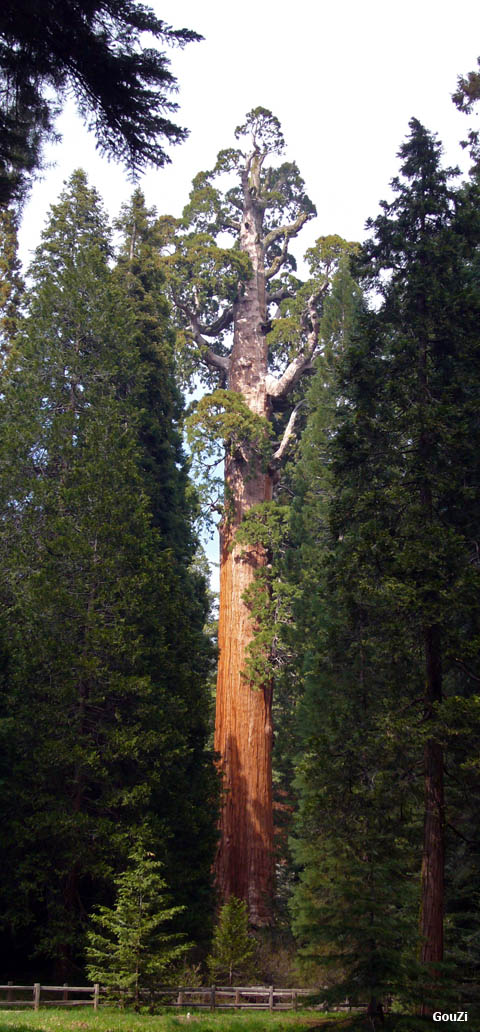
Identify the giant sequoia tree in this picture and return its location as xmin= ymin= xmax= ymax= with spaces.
xmin=162 ymin=108 xmax=350 ymax=924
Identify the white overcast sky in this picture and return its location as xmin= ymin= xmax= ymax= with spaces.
xmin=18 ymin=0 xmax=480 ymax=266
xmin=15 ymin=0 xmax=480 ymax=583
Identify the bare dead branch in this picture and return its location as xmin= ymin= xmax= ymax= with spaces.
xmin=272 ymin=401 xmax=306 ymax=462
xmin=265 ymin=283 xmax=328 ymax=399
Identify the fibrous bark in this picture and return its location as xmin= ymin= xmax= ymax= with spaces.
xmin=419 ymin=624 xmax=444 ymax=1013
xmin=214 ymin=152 xmax=275 ymax=924
xmin=166 ymin=111 xmax=321 ymax=923
xmin=418 ymin=319 xmax=444 ymax=1003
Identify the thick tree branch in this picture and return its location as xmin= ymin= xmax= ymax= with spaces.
xmin=197 ymin=306 xmax=234 ymax=337
xmin=265 ymin=234 xmax=290 ymax=281
xmin=186 ymin=307 xmax=231 ymax=374
xmin=265 ymin=354 xmax=312 ymax=398
xmin=266 ymin=286 xmax=293 ymax=306
xmin=263 ymin=212 xmax=310 ymax=251
xmin=220 ymin=218 xmax=241 ymax=233
xmin=226 ymin=193 xmax=244 ymax=212
xmin=264 ymin=211 xmax=311 ymax=280
xmin=265 ymin=283 xmax=327 ymax=399
xmin=203 ymin=346 xmax=231 ymax=375
xmin=272 ymin=401 xmax=306 ymax=462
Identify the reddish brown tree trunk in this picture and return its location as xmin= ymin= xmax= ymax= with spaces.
xmin=418 ymin=318 xmax=444 ymax=1000
xmin=214 ymin=157 xmax=275 ymax=924
xmin=419 ymin=624 xmax=444 ymax=1013
xmin=420 ymin=737 xmax=444 ymax=961
xmin=215 ymin=476 xmax=274 ymax=925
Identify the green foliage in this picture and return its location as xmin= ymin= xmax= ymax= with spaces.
xmin=453 ymin=56 xmax=480 ymax=171
xmin=304 ymin=234 xmax=359 ymax=278
xmin=234 ymin=108 xmax=285 ymax=156
xmin=161 ymin=108 xmax=320 ymax=392
xmin=291 ymin=662 xmax=421 ymax=1004
xmin=86 ymin=846 xmax=190 ymax=1007
xmin=267 ymin=236 xmax=359 ymax=372
xmin=0 ymin=0 xmax=202 ymax=207
xmin=289 ymin=270 xmax=420 ymax=1006
xmin=164 ymin=229 xmax=251 ymax=318
xmin=187 ymin=390 xmax=272 ymax=464
xmin=113 ymin=189 xmax=200 ymax=555
xmin=184 ymin=391 xmax=274 ymax=531
xmin=0 ymin=170 xmax=217 ymax=975
xmin=290 ymin=118 xmax=480 ymax=1008
xmin=0 ymin=207 xmax=22 ymax=356
xmin=233 ymin=503 xmax=294 ymax=690
xmin=207 ymin=898 xmax=257 ymax=986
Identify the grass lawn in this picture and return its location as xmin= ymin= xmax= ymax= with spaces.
xmin=0 ymin=1009 xmax=476 ymax=1032
xmin=0 ymin=1010 xmax=346 ymax=1032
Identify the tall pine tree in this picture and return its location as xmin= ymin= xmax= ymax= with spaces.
xmin=290 ymin=121 xmax=480 ymax=1011
xmin=0 ymin=171 xmax=216 ymax=976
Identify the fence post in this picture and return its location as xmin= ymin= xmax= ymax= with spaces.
xmin=269 ymin=985 xmax=274 ymax=1011
xmin=34 ymin=984 xmax=41 ymax=1011
xmin=7 ymin=982 xmax=12 ymax=1003
xmin=177 ymin=989 xmax=185 ymax=1007
xmin=63 ymin=983 xmax=69 ymax=1003
xmin=235 ymin=988 xmax=240 ymax=1009
xmin=210 ymin=985 xmax=216 ymax=1011
xmin=93 ymin=984 xmax=100 ymax=1011
xmin=293 ymin=991 xmax=298 ymax=1011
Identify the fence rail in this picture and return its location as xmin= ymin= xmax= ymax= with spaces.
xmin=0 ymin=983 xmax=315 ymax=1011
xmin=0 ymin=984 xmax=100 ymax=1010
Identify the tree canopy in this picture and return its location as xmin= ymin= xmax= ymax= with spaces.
xmin=0 ymin=170 xmax=217 ymax=976
xmin=290 ymin=118 xmax=480 ymax=1012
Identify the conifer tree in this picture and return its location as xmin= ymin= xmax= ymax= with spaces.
xmin=453 ymin=56 xmax=480 ymax=171
xmin=86 ymin=847 xmax=189 ymax=1008
xmin=160 ymin=108 xmax=354 ymax=923
xmin=0 ymin=0 xmax=201 ymax=207
xmin=207 ymin=897 xmax=257 ymax=986
xmin=113 ymin=187 xmax=219 ymax=948
xmin=290 ymin=258 xmax=419 ymax=1009
xmin=356 ymin=121 xmax=480 ymax=991
xmin=0 ymin=206 xmax=22 ymax=358
xmin=0 ymin=170 xmax=216 ymax=975
xmin=291 ymin=120 xmax=480 ymax=1011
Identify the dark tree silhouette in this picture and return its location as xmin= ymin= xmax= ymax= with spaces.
xmin=0 ymin=0 xmax=201 ymax=207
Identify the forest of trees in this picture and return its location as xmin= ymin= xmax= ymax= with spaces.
xmin=1 ymin=5 xmax=480 ymax=1020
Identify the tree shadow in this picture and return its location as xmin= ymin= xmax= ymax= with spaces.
xmin=216 ymin=732 xmax=274 ymax=926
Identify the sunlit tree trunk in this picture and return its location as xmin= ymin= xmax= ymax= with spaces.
xmin=164 ymin=110 xmax=324 ymax=923
xmin=214 ymin=157 xmax=274 ymax=924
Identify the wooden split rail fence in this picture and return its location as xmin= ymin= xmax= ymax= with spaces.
xmin=0 ymin=983 xmax=100 ymax=1010
xmin=0 ymin=983 xmax=314 ymax=1011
